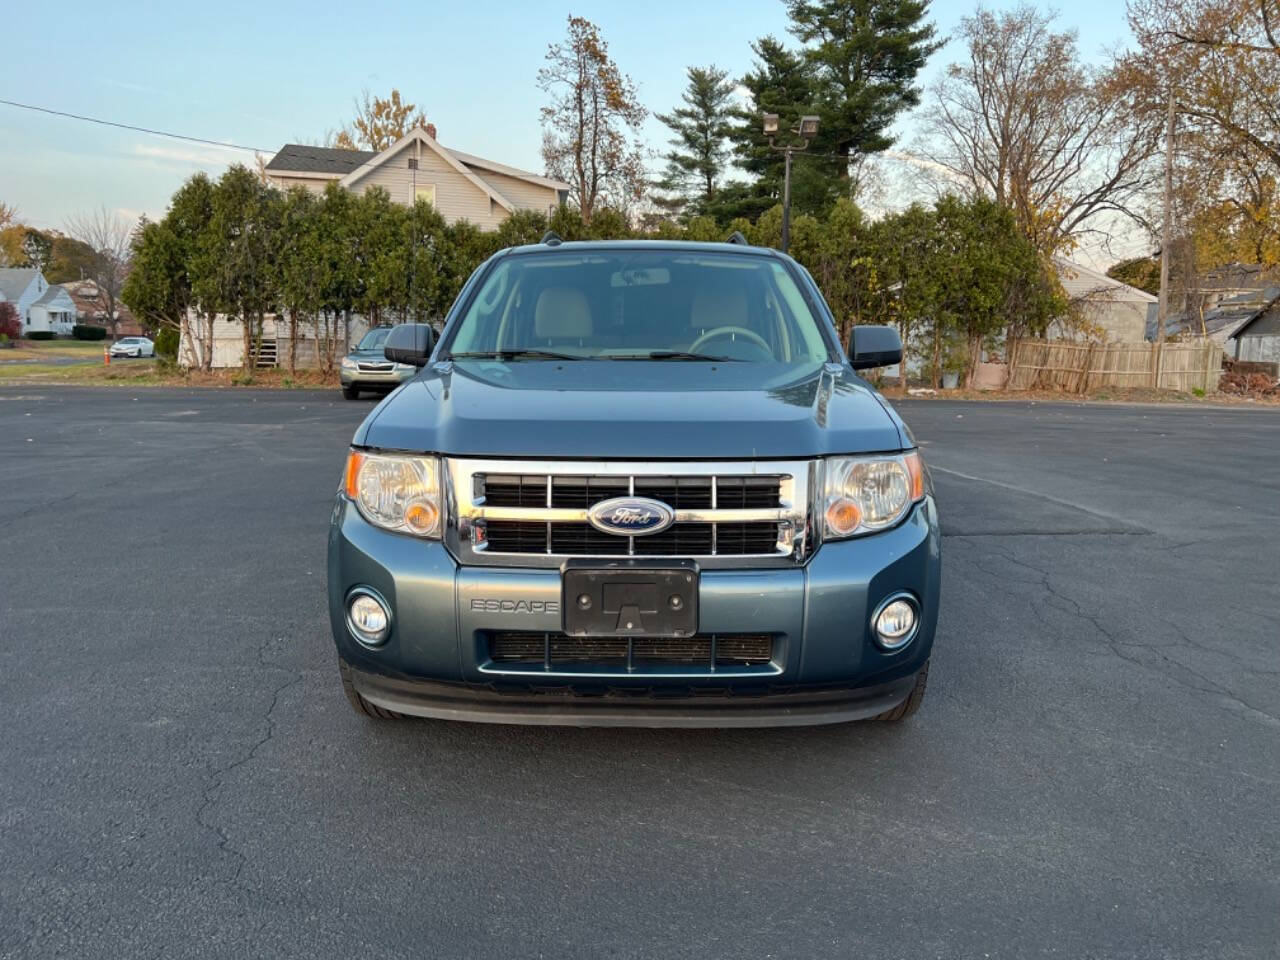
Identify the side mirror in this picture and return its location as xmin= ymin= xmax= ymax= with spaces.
xmin=848 ymin=325 xmax=902 ymax=370
xmin=383 ymin=323 xmax=436 ymax=367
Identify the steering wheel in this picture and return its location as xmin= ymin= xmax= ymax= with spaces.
xmin=689 ymin=326 xmax=772 ymax=356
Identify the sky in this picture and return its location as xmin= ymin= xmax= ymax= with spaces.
xmin=2 ymin=0 xmax=1139 ymax=265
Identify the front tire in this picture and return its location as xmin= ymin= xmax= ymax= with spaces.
xmin=342 ymin=384 xmax=360 ymax=400
xmin=339 ymin=659 xmax=405 ymax=719
xmin=875 ymin=659 xmax=929 ymax=723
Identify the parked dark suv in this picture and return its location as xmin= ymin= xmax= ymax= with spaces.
xmin=328 ymin=237 xmax=940 ymax=727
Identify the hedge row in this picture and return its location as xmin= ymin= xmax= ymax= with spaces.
xmin=72 ymin=324 xmax=108 ymax=341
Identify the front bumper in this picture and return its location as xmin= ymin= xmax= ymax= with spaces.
xmin=327 ymin=496 xmax=941 ymax=726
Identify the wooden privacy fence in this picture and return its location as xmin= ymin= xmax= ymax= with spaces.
xmin=1007 ymin=339 xmax=1222 ymax=393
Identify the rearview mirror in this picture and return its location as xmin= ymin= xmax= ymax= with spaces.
xmin=383 ymin=323 xmax=436 ymax=367
xmin=848 ymin=325 xmax=902 ymax=370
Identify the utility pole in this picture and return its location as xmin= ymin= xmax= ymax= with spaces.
xmin=762 ymin=113 xmax=820 ymax=254
xmin=1157 ymin=85 xmax=1175 ymax=345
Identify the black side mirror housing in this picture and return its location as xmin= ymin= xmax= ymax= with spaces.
xmin=383 ymin=323 xmax=436 ymax=367
xmin=848 ymin=325 xmax=902 ymax=370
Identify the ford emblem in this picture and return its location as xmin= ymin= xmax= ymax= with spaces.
xmin=587 ymin=496 xmax=675 ymax=537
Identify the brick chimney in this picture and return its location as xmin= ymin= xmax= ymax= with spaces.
xmin=425 ymin=122 xmax=437 ymax=140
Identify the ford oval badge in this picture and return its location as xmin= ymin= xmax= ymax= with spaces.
xmin=587 ymin=496 xmax=675 ymax=537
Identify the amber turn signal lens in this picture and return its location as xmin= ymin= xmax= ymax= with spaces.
xmin=403 ymin=501 xmax=440 ymax=535
xmin=904 ymin=451 xmax=925 ymax=502
xmin=344 ymin=450 xmax=366 ymax=499
xmin=825 ymin=498 xmax=863 ymax=537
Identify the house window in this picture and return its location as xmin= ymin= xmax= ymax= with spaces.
xmin=415 ymin=184 xmax=436 ymax=207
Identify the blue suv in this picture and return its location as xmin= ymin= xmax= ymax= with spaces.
xmin=328 ymin=238 xmax=940 ymax=727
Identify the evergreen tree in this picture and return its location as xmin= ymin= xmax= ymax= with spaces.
xmin=786 ymin=0 xmax=940 ymax=170
xmin=654 ymin=66 xmax=737 ymax=217
xmin=713 ymin=37 xmax=840 ymax=223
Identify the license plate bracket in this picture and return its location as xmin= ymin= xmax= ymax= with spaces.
xmin=562 ymin=560 xmax=698 ymax=638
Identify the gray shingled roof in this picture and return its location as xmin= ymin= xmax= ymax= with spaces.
xmin=33 ymin=284 xmax=71 ymax=306
xmin=1146 ymin=286 xmax=1280 ymax=340
xmin=0 ymin=268 xmax=39 ymax=301
xmin=264 ymin=144 xmax=377 ymax=175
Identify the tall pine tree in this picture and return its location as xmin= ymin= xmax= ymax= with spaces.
xmin=713 ymin=37 xmax=838 ymax=223
xmin=654 ymin=66 xmax=737 ymax=218
xmin=786 ymin=0 xmax=940 ymax=171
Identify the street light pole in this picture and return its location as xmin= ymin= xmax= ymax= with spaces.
xmin=781 ymin=148 xmax=793 ymax=253
xmin=763 ymin=113 xmax=819 ymax=255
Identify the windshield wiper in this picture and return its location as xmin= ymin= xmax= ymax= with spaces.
xmin=448 ymin=349 xmax=585 ymax=361
xmin=640 ymin=351 xmax=743 ymax=362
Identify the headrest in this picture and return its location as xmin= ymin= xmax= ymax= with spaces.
xmin=690 ymin=287 xmax=749 ymax=330
xmin=534 ymin=287 xmax=592 ymax=339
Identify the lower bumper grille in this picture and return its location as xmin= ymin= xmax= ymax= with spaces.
xmin=489 ymin=632 xmax=774 ymax=667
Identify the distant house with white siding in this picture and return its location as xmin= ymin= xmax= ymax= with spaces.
xmin=263 ymin=125 xmax=569 ymax=228
xmin=1052 ymin=258 xmax=1157 ymax=343
xmin=182 ymin=127 xmax=569 ymax=369
xmin=0 ymin=268 xmax=76 ymax=335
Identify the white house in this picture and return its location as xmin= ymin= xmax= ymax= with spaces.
xmin=1052 ymin=258 xmax=1158 ymax=342
xmin=263 ymin=126 xmax=569 ymax=227
xmin=0 ymin=268 xmax=77 ymax=335
xmin=182 ymin=127 xmax=570 ymax=368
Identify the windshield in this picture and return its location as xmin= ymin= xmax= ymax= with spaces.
xmin=357 ymin=327 xmax=392 ymax=350
xmin=445 ymin=250 xmax=833 ymax=364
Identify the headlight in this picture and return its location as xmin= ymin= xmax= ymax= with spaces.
xmin=340 ymin=357 xmax=357 ymax=370
xmin=823 ymin=451 xmax=925 ymax=539
xmin=343 ymin=451 xmax=442 ymax=538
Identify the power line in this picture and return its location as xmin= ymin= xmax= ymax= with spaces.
xmin=0 ymin=98 xmax=271 ymax=155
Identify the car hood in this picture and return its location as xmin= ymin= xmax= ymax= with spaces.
xmin=356 ymin=360 xmax=906 ymax=459
xmin=345 ymin=347 xmax=390 ymax=361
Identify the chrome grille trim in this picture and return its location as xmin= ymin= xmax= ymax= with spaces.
xmin=444 ymin=458 xmax=814 ymax=569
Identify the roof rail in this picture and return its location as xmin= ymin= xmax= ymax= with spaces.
xmin=725 ymin=230 xmax=749 ymax=246
xmin=541 ymin=230 xmax=563 ymax=246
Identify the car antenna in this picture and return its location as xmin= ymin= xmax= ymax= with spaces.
xmin=725 ymin=230 xmax=749 ymax=246
xmin=541 ymin=230 xmax=563 ymax=247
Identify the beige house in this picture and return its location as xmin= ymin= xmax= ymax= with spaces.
xmin=1052 ymin=258 xmax=1157 ymax=343
xmin=263 ymin=126 xmax=568 ymax=229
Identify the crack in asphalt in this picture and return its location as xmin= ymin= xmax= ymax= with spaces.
xmin=193 ymin=635 xmax=301 ymax=889
xmin=955 ymin=535 xmax=1280 ymax=728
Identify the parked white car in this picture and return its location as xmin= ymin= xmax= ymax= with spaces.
xmin=109 ymin=337 xmax=155 ymax=358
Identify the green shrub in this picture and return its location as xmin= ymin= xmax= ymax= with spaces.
xmin=27 ymin=331 xmax=55 ymax=341
xmin=154 ymin=327 xmax=179 ymax=359
xmin=72 ymin=324 xmax=108 ymax=341
xmin=1192 ymin=387 xmax=1206 ymax=398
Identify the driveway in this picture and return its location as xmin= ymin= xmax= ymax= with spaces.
xmin=1 ymin=388 xmax=1276 ymax=959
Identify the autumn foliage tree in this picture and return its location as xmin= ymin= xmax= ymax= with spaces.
xmin=1122 ymin=0 xmax=1280 ymax=264
xmin=0 ymin=301 xmax=20 ymax=341
xmin=538 ymin=16 xmax=647 ymax=222
xmin=922 ymin=4 xmax=1159 ymax=255
xmin=333 ymin=89 xmax=430 ymax=151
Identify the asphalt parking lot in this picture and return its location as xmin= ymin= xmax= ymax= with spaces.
xmin=2 ymin=386 xmax=1277 ymax=959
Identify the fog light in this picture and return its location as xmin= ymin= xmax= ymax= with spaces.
xmin=873 ymin=595 xmax=918 ymax=650
xmin=347 ymin=590 xmax=391 ymax=646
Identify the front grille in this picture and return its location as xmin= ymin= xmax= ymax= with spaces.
xmin=489 ymin=632 xmax=774 ymax=666
xmin=448 ymin=458 xmax=813 ymax=567
xmin=356 ymin=361 xmax=394 ymax=372
xmin=483 ymin=475 xmax=779 ymax=511
xmin=476 ymin=471 xmax=787 ymax=557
